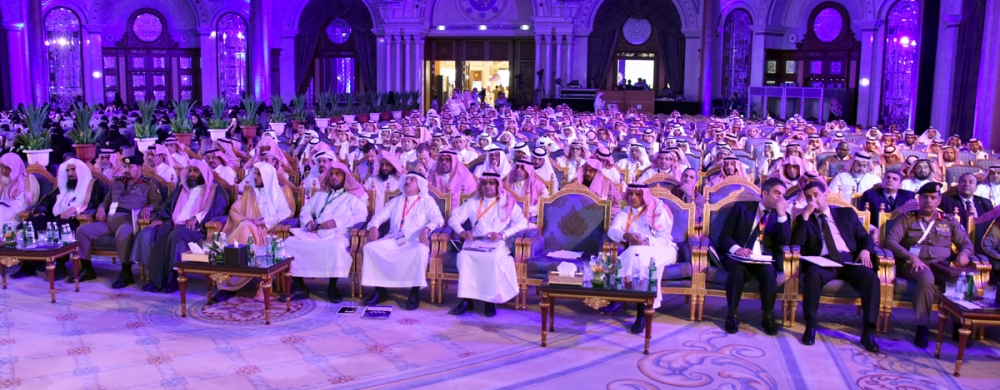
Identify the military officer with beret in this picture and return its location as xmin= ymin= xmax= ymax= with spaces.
xmin=883 ymin=181 xmax=974 ymax=348
xmin=76 ymin=154 xmax=164 ymax=288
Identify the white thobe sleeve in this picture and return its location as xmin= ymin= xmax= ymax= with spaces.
xmin=607 ymin=209 xmax=629 ymax=243
xmin=645 ymin=210 xmax=673 ymax=247
xmin=263 ymin=196 xmax=292 ymax=230
xmin=330 ymin=196 xmax=368 ymax=229
xmin=420 ymin=199 xmax=444 ymax=232
xmin=448 ymin=199 xmax=474 ymax=234
xmin=299 ymin=194 xmax=319 ymax=226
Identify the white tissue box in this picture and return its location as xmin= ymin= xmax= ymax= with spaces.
xmin=548 ymin=271 xmax=583 ymax=286
xmin=180 ymin=251 xmax=210 ymax=263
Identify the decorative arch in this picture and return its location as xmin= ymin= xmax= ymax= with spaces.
xmin=283 ymin=0 xmax=380 ymax=32
xmin=44 ymin=6 xmax=84 ymax=109
xmin=722 ymin=8 xmax=752 ymax=102
xmin=879 ymin=0 xmax=919 ymax=128
xmin=91 ymin=0 xmax=206 ymax=30
xmin=42 ymin=2 xmax=91 ymax=26
xmin=293 ymin=0 xmax=377 ymax=94
xmin=216 ymin=12 xmax=248 ymax=107
xmin=210 ymin=8 xmax=250 ymax=29
xmin=586 ymin=0 xmax=685 ymax=92
xmin=581 ymin=0 xmax=697 ymax=31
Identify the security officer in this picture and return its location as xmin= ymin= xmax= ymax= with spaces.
xmin=76 ymin=154 xmax=164 ymax=288
xmin=883 ymin=181 xmax=973 ymax=348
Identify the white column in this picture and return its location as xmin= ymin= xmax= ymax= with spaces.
xmin=196 ymin=27 xmax=217 ymax=103
xmin=4 ymin=22 xmax=31 ymax=106
xmin=974 ymin=0 xmax=1000 ymax=149
xmin=682 ymin=30 xmax=701 ymax=102
xmin=544 ymin=34 xmax=552 ymax=98
xmin=280 ymin=33 xmax=297 ymax=98
xmin=748 ymin=25 xmax=767 ymax=88
xmin=395 ymin=35 xmax=403 ymax=93
xmin=566 ymin=34 xmax=574 ymax=85
xmin=555 ymin=35 xmax=563 ymax=96
xmin=534 ymin=34 xmax=542 ymax=92
xmin=404 ymin=34 xmax=412 ymax=92
xmin=415 ymin=35 xmax=425 ymax=108
xmin=83 ymin=27 xmax=105 ymax=105
xmin=931 ymin=7 xmax=963 ymax=136
xmin=379 ymin=35 xmax=389 ymax=92
xmin=854 ymin=20 xmax=883 ymax=127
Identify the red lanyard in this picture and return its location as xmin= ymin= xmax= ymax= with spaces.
xmin=400 ymin=196 xmax=420 ymax=229
xmin=475 ymin=198 xmax=499 ymax=226
xmin=625 ymin=206 xmax=646 ymax=233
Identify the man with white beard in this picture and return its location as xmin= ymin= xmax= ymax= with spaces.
xmin=447 ymin=173 xmax=528 ymax=317
xmin=364 ymin=151 xmax=404 ymax=216
xmin=204 ymin=149 xmax=237 ymax=186
xmin=283 ymin=162 xmax=369 ymax=302
xmin=901 ymin=159 xmax=941 ymax=193
xmin=361 ymin=171 xmax=444 ymax=310
xmin=302 ymin=151 xmax=335 ymax=194
xmin=828 ymin=152 xmax=881 ymax=203
xmin=975 ymin=166 xmax=1000 ymax=206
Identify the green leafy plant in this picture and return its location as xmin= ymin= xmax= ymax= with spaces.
xmin=269 ymin=95 xmax=287 ymax=123
xmin=343 ymin=93 xmax=356 ymax=116
xmin=16 ymin=104 xmax=51 ymax=150
xmin=392 ymin=91 xmax=409 ymax=111
xmin=315 ymin=92 xmax=332 ymax=118
xmin=240 ymin=96 xmax=261 ymax=127
xmin=169 ymin=99 xmax=196 ymax=133
xmin=134 ymin=99 xmax=159 ymax=138
xmin=208 ymin=97 xmax=228 ymax=129
xmin=356 ymin=92 xmax=371 ymax=114
xmin=67 ymin=103 xmax=103 ymax=144
xmin=291 ymin=94 xmax=308 ymax=121
xmin=408 ymin=90 xmax=422 ymax=110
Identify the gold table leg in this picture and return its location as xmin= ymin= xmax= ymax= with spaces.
xmin=540 ymin=292 xmax=549 ymax=347
xmin=262 ymin=276 xmax=273 ymax=325
xmin=284 ymin=270 xmax=292 ymax=312
xmin=955 ymin=327 xmax=972 ymax=377
xmin=178 ymin=271 xmax=188 ymax=318
xmin=644 ymin=298 xmax=654 ymax=354
xmin=46 ymin=260 xmax=56 ymax=303
xmin=72 ymin=255 xmax=80 ymax=292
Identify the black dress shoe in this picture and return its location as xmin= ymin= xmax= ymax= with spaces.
xmin=9 ymin=267 xmax=36 ymax=279
xmin=327 ymin=283 xmax=342 ymax=304
xmin=405 ymin=288 xmax=420 ymax=310
xmin=363 ymin=287 xmax=388 ymax=306
xmin=762 ymin=314 xmax=778 ymax=336
xmin=724 ymin=315 xmax=739 ymax=334
xmin=141 ymin=282 xmax=160 ymax=292
xmin=450 ymin=299 xmax=473 ymax=315
xmin=111 ymin=272 xmax=134 ymax=289
xmin=600 ymin=302 xmax=624 ymax=314
xmin=914 ymin=326 xmax=929 ymax=348
xmin=210 ymin=290 xmax=236 ymax=303
xmin=484 ymin=302 xmax=496 ymax=317
xmin=72 ymin=261 xmax=96 ymax=283
xmin=801 ymin=323 xmax=816 ymax=346
xmin=629 ymin=315 xmax=646 ymax=334
xmin=162 ymin=275 xmax=178 ymax=294
xmin=861 ymin=329 xmax=880 ymax=353
xmin=279 ymin=289 xmax=308 ymax=303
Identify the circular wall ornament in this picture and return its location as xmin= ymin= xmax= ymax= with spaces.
xmin=813 ymin=8 xmax=843 ymax=43
xmin=133 ymin=13 xmax=163 ymax=42
xmin=622 ymin=18 xmax=652 ymax=45
xmin=325 ymin=18 xmax=352 ymax=44
xmin=461 ymin=0 xmax=507 ymax=22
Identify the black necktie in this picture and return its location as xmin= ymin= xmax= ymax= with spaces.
xmin=887 ymin=195 xmax=895 ymax=209
xmin=818 ymin=214 xmax=841 ymax=263
xmin=966 ymin=200 xmax=975 ymax=216
xmin=745 ymin=209 xmax=770 ymax=250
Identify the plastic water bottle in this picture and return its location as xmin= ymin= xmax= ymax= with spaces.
xmin=25 ymin=223 xmax=35 ymax=243
xmin=586 ymin=255 xmax=596 ymax=281
xmin=247 ymin=234 xmax=255 ymax=258
xmin=957 ymin=272 xmax=968 ymax=299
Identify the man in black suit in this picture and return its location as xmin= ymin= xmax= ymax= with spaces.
xmin=717 ymin=177 xmax=791 ymax=335
xmin=792 ymin=181 xmax=881 ymax=353
xmin=857 ymin=170 xmax=915 ymax=225
xmin=939 ymin=173 xmax=993 ymax=228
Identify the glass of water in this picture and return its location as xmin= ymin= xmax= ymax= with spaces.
xmin=984 ymin=285 xmax=998 ymax=304
xmin=945 ymin=282 xmax=958 ymax=298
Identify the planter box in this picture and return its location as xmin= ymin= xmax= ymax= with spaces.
xmin=136 ymin=138 xmax=157 ymax=153
xmin=25 ymin=149 xmax=51 ymax=167
xmin=208 ymin=128 xmax=227 ymax=141
xmin=74 ymin=144 xmax=97 ymax=162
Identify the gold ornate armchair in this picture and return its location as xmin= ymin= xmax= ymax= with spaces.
xmin=703 ymin=176 xmax=760 ymax=205
xmin=650 ymin=188 xmax=701 ymax=321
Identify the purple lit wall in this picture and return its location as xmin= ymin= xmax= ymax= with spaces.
xmin=882 ymin=0 xmax=920 ymax=129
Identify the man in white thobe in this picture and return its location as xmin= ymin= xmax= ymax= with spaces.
xmin=205 ymin=148 xmax=237 ymax=186
xmin=447 ymin=173 xmax=528 ymax=317
xmin=615 ymin=142 xmax=652 ymax=185
xmin=301 ymin=151 xmax=335 ymax=195
xmin=607 ymin=183 xmax=678 ymax=334
xmin=975 ymin=166 xmax=1000 ymax=206
xmin=148 ymin=144 xmax=178 ymax=184
xmin=901 ymin=159 xmax=941 ymax=193
xmin=828 ymin=152 xmax=881 ymax=203
xmin=283 ymin=162 xmax=369 ymax=302
xmin=364 ymin=151 xmax=404 ymax=216
xmin=361 ymin=172 xmax=444 ymax=310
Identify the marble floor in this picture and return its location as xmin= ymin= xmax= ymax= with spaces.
xmin=0 ymin=259 xmax=998 ymax=389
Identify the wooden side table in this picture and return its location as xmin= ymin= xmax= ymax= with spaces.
xmin=934 ymin=294 xmax=1000 ymax=377
xmin=540 ymin=280 xmax=657 ymax=354
xmin=0 ymin=242 xmax=81 ymax=303
xmin=176 ymin=257 xmax=293 ymax=325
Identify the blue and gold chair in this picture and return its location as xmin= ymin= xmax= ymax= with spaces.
xmin=513 ymin=183 xmax=613 ymax=309
xmin=704 ymin=176 xmax=760 ymax=205
xmin=650 ymin=188 xmax=701 ymax=321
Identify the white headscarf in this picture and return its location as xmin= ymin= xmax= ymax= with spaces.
xmin=476 ymin=145 xmax=512 ymax=178
xmin=252 ymin=162 xmax=290 ymax=225
xmin=398 ymin=172 xmax=430 ymax=197
xmin=53 ymin=159 xmax=92 ymax=216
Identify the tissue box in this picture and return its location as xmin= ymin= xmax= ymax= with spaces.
xmin=180 ymin=251 xmax=210 ymax=263
xmin=224 ymin=245 xmax=250 ymax=266
xmin=548 ymin=271 xmax=583 ymax=286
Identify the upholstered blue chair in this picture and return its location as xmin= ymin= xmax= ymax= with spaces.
xmin=945 ymin=166 xmax=983 ymax=187
xmin=642 ymin=173 xmax=681 ymax=192
xmin=513 ymin=183 xmax=613 ymax=309
xmin=704 ymin=176 xmax=760 ymax=205
xmin=651 ymin=188 xmax=702 ymax=321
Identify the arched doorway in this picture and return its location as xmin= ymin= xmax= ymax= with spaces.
xmin=101 ymin=9 xmax=201 ymax=104
xmin=294 ymin=0 xmax=376 ymax=97
xmin=587 ymin=0 xmax=685 ymax=94
xmin=44 ymin=7 xmax=85 ymax=109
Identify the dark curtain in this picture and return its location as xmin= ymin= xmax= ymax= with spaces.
xmin=0 ymin=25 xmax=9 ymax=110
xmin=294 ymin=0 xmax=375 ymax=94
xmin=948 ymin=0 xmax=986 ymax=139
xmin=587 ymin=0 xmax=685 ymax=92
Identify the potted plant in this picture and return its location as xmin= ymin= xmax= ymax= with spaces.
xmin=391 ymin=91 xmax=406 ymax=120
xmin=240 ymin=96 xmax=261 ymax=140
xmin=379 ymin=92 xmax=392 ymax=121
xmin=207 ymin=97 xmax=229 ymax=141
xmin=314 ymin=92 xmax=332 ymax=130
xmin=331 ymin=93 xmax=346 ymax=123
xmin=342 ymin=93 xmax=357 ymax=123
xmin=68 ymin=102 xmax=103 ymax=162
xmin=268 ymin=95 xmax=287 ymax=135
xmin=134 ymin=99 xmax=160 ymax=151
xmin=170 ymin=99 xmax=196 ymax=146
xmin=408 ymin=90 xmax=422 ymax=112
xmin=16 ymin=104 xmax=52 ymax=166
xmin=290 ymin=94 xmax=308 ymax=134
xmin=369 ymin=92 xmax=383 ymax=123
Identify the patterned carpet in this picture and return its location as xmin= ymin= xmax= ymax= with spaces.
xmin=1 ymin=259 xmax=998 ymax=389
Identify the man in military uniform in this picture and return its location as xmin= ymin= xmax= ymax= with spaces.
xmin=883 ymin=181 xmax=973 ymax=348
xmin=76 ymin=155 xmax=164 ymax=287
